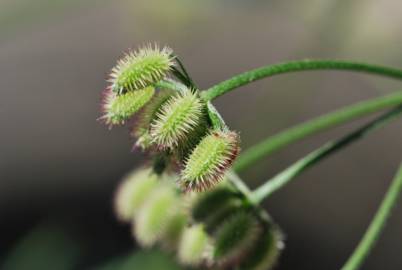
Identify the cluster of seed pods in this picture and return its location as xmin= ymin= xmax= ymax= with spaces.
xmin=100 ymin=45 xmax=241 ymax=192
xmin=114 ymin=168 xmax=283 ymax=269
xmin=101 ymin=45 xmax=283 ymax=269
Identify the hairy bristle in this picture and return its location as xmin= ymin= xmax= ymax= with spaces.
xmin=109 ymin=45 xmax=174 ymax=94
xmin=180 ymin=130 xmax=240 ymax=192
xmin=133 ymin=90 xmax=174 ymax=150
xmin=150 ymin=89 xmax=205 ymax=149
xmin=99 ymin=86 xmax=155 ymax=127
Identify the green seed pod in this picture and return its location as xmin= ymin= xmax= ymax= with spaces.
xmin=239 ymin=226 xmax=284 ymax=270
xmin=100 ymin=86 xmax=155 ymax=126
xmin=133 ymin=185 xmax=180 ymax=247
xmin=213 ymin=211 xmax=261 ymax=266
xmin=114 ymin=167 xmax=158 ymax=222
xmin=109 ymin=45 xmax=174 ymax=94
xmin=150 ymin=89 xmax=205 ymax=149
xmin=192 ymin=186 xmax=239 ymax=223
xmin=173 ymin=119 xmax=208 ymax=163
xmin=133 ymin=131 xmax=153 ymax=151
xmin=178 ymin=225 xmax=211 ymax=267
xmin=181 ymin=130 xmax=240 ymax=192
xmin=160 ymin=211 xmax=188 ymax=251
xmin=133 ymin=90 xmax=174 ymax=150
xmin=203 ymin=199 xmax=243 ymax=233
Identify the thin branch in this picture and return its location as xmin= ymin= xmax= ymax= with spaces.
xmin=234 ymin=92 xmax=402 ymax=172
xmin=250 ymin=105 xmax=402 ymax=203
xmin=154 ymin=79 xmax=188 ymax=92
xmin=202 ymin=59 xmax=402 ymax=101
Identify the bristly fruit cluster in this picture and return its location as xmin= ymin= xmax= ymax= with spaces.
xmin=114 ymin=168 xmax=283 ymax=269
xmin=100 ymin=44 xmax=240 ymax=192
xmin=97 ymin=42 xmax=402 ymax=270
xmin=101 ymin=44 xmax=283 ymax=269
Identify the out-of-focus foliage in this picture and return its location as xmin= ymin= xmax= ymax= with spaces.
xmin=1 ymin=223 xmax=82 ymax=270
xmin=96 ymin=250 xmax=181 ymax=270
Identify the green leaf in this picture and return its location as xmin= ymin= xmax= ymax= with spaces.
xmin=341 ymin=162 xmax=402 ymax=270
xmin=235 ymin=92 xmax=402 ymax=172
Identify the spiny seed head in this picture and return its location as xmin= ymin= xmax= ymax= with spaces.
xmin=213 ymin=212 xmax=261 ymax=266
xmin=109 ymin=45 xmax=174 ymax=94
xmin=181 ymin=130 xmax=240 ymax=192
xmin=133 ymin=185 xmax=180 ymax=247
xmin=114 ymin=167 xmax=158 ymax=222
xmin=133 ymin=90 xmax=174 ymax=150
xmin=239 ymin=227 xmax=284 ymax=270
xmin=192 ymin=186 xmax=239 ymax=222
xmin=178 ymin=225 xmax=211 ymax=267
xmin=160 ymin=211 xmax=188 ymax=251
xmin=100 ymin=86 xmax=155 ymax=127
xmin=202 ymin=199 xmax=243 ymax=233
xmin=150 ymin=89 xmax=205 ymax=149
xmin=174 ymin=121 xmax=208 ymax=163
xmin=133 ymin=130 xmax=153 ymax=151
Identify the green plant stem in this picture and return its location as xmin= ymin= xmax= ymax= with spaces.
xmin=234 ymin=92 xmax=402 ymax=172
xmin=226 ymin=170 xmax=252 ymax=198
xmin=202 ymin=60 xmax=402 ymax=101
xmin=206 ymin=102 xmax=228 ymax=130
xmin=341 ymin=163 xmax=402 ymax=270
xmin=155 ymin=79 xmax=188 ymax=92
xmin=250 ymin=105 xmax=402 ymax=203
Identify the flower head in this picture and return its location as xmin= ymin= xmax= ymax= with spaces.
xmin=109 ymin=45 xmax=174 ymax=94
xmin=181 ymin=130 xmax=240 ymax=192
xmin=150 ymin=89 xmax=205 ymax=149
xmin=100 ymin=86 xmax=154 ymax=127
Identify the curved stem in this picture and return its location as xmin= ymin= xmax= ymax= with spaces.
xmin=250 ymin=105 xmax=402 ymax=203
xmin=234 ymin=92 xmax=402 ymax=172
xmin=226 ymin=170 xmax=252 ymax=198
xmin=155 ymin=79 xmax=188 ymax=92
xmin=206 ymin=101 xmax=228 ymax=130
xmin=202 ymin=60 xmax=402 ymax=101
xmin=341 ymin=163 xmax=402 ymax=270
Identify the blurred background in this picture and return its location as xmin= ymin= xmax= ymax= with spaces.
xmin=1 ymin=0 xmax=402 ymax=269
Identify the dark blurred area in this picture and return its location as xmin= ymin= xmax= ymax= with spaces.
xmin=1 ymin=0 xmax=402 ymax=269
